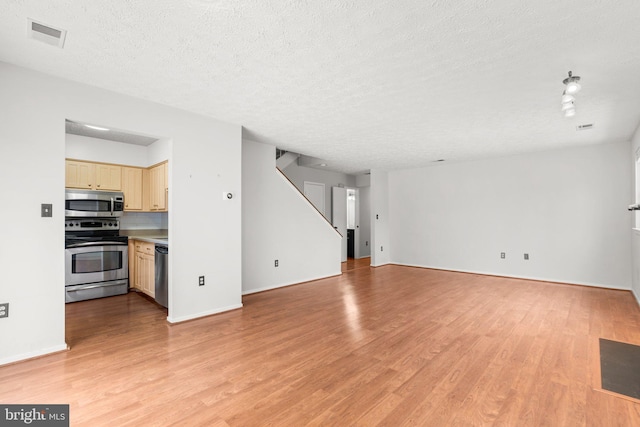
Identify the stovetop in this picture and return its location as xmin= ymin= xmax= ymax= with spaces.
xmin=65 ymin=217 xmax=127 ymax=247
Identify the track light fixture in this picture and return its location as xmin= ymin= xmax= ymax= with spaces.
xmin=561 ymin=71 xmax=581 ymax=117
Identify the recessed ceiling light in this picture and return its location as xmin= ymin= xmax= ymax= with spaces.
xmin=319 ymin=163 xmax=327 ymax=167
xmin=84 ymin=124 xmax=110 ymax=131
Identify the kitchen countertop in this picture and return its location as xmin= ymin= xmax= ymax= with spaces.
xmin=121 ymin=229 xmax=168 ymax=246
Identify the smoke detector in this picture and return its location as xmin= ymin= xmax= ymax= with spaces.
xmin=27 ymin=19 xmax=67 ymax=48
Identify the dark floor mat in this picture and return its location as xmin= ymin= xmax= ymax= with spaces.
xmin=600 ymin=338 xmax=640 ymax=400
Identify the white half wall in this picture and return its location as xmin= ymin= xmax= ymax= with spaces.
xmin=242 ymin=140 xmax=342 ymax=294
xmin=388 ymin=142 xmax=633 ymax=289
xmin=0 ymin=61 xmax=242 ymax=364
xmin=371 ymin=170 xmax=391 ymax=267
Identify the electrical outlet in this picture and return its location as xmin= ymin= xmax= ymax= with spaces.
xmin=381 ymin=246 xmax=383 ymax=252
xmin=376 ymin=214 xmax=379 ymax=219
xmin=365 ymin=241 xmax=368 ymax=246
xmin=0 ymin=303 xmax=8 ymax=318
xmin=198 ymin=276 xmax=205 ymax=286
xmin=275 ymin=260 xmax=279 ymax=267
xmin=501 ymin=252 xmax=505 ymax=259
xmin=524 ymin=253 xmax=529 ymax=260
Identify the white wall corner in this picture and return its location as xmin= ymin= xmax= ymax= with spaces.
xmin=370 ymin=169 xmax=390 ymax=266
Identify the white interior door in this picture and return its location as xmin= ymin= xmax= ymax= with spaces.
xmin=332 ymin=186 xmax=347 ymax=262
xmin=303 ymin=181 xmax=325 ymax=216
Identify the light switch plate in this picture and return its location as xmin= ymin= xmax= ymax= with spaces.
xmin=41 ymin=203 xmax=52 ymax=217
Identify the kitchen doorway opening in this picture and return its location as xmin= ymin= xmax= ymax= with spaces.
xmin=64 ymin=118 xmax=171 ymax=347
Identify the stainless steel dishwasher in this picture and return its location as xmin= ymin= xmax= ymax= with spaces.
xmin=155 ymin=245 xmax=169 ymax=308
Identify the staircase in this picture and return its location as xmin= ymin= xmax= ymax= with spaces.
xmin=276 ymin=149 xmax=299 ymax=170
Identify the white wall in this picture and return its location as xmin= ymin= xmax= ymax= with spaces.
xmin=358 ymin=186 xmax=372 ymax=257
xmin=388 ymin=142 xmax=633 ymax=289
xmin=148 ymin=139 xmax=171 ymax=166
xmin=65 ymin=134 xmax=149 ymax=167
xmin=242 ymin=140 xmax=342 ymax=294
xmin=630 ymin=124 xmax=640 ymax=306
xmin=370 ymin=170 xmax=391 ymax=266
xmin=66 ymin=133 xmax=171 ymax=168
xmin=0 ymin=61 xmax=242 ymax=364
xmin=282 ymin=162 xmax=356 ymax=220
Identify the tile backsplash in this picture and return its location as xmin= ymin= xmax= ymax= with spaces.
xmin=120 ymin=212 xmax=168 ymax=230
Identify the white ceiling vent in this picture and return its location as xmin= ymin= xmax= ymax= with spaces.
xmin=27 ymin=19 xmax=66 ymax=48
xmin=576 ymin=123 xmax=594 ymax=131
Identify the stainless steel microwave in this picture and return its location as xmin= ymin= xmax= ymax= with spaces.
xmin=65 ymin=189 xmax=124 ymax=218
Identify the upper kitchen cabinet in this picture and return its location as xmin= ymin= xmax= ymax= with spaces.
xmin=65 ymin=160 xmax=121 ymax=191
xmin=65 ymin=160 xmax=93 ymax=189
xmin=148 ymin=161 xmax=168 ymax=211
xmin=95 ymin=163 xmax=122 ymax=190
xmin=121 ymin=166 xmax=143 ymax=211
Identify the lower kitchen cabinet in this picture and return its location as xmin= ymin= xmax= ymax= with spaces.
xmin=128 ymin=240 xmax=136 ymax=289
xmin=138 ymin=253 xmax=155 ymax=298
xmin=131 ymin=240 xmax=155 ymax=298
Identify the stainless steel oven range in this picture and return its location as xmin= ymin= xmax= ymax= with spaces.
xmin=65 ymin=190 xmax=128 ymax=303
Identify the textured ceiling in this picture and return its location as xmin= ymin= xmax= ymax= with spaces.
xmin=2 ymin=1 xmax=640 ymax=174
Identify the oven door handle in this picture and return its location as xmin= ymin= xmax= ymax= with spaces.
xmin=66 ymin=241 xmax=128 ymax=248
xmin=67 ymin=281 xmax=127 ymax=291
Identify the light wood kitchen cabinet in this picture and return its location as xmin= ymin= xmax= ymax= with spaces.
xmin=65 ymin=160 xmax=121 ymax=191
xmin=133 ymin=241 xmax=155 ymax=297
xmin=148 ymin=162 xmax=168 ymax=211
xmin=128 ymin=240 xmax=136 ymax=290
xmin=121 ymin=167 xmax=143 ymax=210
xmin=94 ymin=163 xmax=122 ymax=190
xmin=65 ymin=160 xmax=94 ymax=189
xmin=66 ymin=159 xmax=168 ymax=212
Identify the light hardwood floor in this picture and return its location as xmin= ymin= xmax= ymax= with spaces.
xmin=2 ymin=265 xmax=640 ymax=426
xmin=342 ymin=257 xmax=371 ymax=272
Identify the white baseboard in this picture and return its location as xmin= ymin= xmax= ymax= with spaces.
xmin=167 ymin=303 xmax=243 ymax=324
xmin=391 ymin=262 xmax=632 ymax=291
xmin=242 ymin=271 xmax=342 ymax=295
xmin=0 ymin=343 xmax=68 ymax=366
xmin=632 ymin=287 xmax=640 ymax=308
xmin=370 ymin=262 xmax=390 ymax=268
